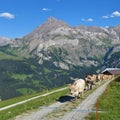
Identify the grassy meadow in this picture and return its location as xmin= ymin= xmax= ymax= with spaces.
xmin=86 ymin=76 xmax=120 ymax=120
xmin=0 ymin=86 xmax=69 ymax=120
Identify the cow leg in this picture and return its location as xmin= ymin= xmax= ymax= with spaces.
xmin=90 ymin=85 xmax=92 ymax=90
xmin=98 ymin=80 xmax=101 ymax=85
xmin=87 ymin=84 xmax=90 ymax=90
xmin=88 ymin=84 xmax=91 ymax=90
xmin=90 ymin=82 xmax=93 ymax=90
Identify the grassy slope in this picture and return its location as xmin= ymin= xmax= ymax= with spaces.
xmin=0 ymin=86 xmax=69 ymax=120
xmin=86 ymin=76 xmax=120 ymax=120
xmin=0 ymin=47 xmax=71 ymax=100
xmin=0 ymin=46 xmax=99 ymax=100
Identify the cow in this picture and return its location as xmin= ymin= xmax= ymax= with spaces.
xmin=85 ymin=74 xmax=95 ymax=90
xmin=97 ymin=74 xmax=104 ymax=85
xmin=69 ymin=79 xmax=85 ymax=99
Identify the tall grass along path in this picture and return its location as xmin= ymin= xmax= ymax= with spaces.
xmin=0 ymin=87 xmax=68 ymax=111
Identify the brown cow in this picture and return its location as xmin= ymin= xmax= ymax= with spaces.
xmin=85 ymin=74 xmax=96 ymax=90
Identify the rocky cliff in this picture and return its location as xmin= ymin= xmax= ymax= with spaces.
xmin=17 ymin=17 xmax=120 ymax=68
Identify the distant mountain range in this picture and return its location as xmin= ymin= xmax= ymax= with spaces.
xmin=0 ymin=17 xmax=120 ymax=100
xmin=0 ymin=37 xmax=11 ymax=46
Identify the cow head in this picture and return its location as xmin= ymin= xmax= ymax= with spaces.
xmin=68 ymin=84 xmax=79 ymax=97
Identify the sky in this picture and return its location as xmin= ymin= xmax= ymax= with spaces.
xmin=0 ymin=0 xmax=120 ymax=38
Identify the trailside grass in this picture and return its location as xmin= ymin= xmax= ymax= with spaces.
xmin=0 ymin=85 xmax=67 ymax=108
xmin=86 ymin=76 xmax=120 ymax=120
xmin=0 ymin=86 xmax=69 ymax=120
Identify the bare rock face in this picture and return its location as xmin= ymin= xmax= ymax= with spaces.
xmin=22 ymin=17 xmax=120 ymax=50
xmin=0 ymin=37 xmax=12 ymax=46
xmin=1 ymin=17 xmax=120 ymax=68
xmin=23 ymin=17 xmax=70 ymax=51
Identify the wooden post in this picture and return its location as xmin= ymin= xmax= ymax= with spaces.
xmin=106 ymin=85 xmax=108 ymax=96
xmin=96 ymin=99 xmax=98 ymax=120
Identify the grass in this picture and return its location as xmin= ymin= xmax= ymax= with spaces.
xmin=86 ymin=76 xmax=120 ymax=120
xmin=43 ymin=67 xmax=51 ymax=74
xmin=0 ymin=51 xmax=23 ymax=60
xmin=16 ymin=88 xmax=36 ymax=94
xmin=0 ymin=85 xmax=67 ymax=108
xmin=0 ymin=90 xmax=47 ymax=108
xmin=0 ymin=86 xmax=69 ymax=120
xmin=10 ymin=73 xmax=33 ymax=81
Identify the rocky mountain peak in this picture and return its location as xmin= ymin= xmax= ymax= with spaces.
xmin=37 ymin=17 xmax=70 ymax=33
xmin=4 ymin=17 xmax=119 ymax=56
xmin=0 ymin=37 xmax=11 ymax=46
xmin=76 ymin=25 xmax=107 ymax=33
xmin=23 ymin=17 xmax=69 ymax=39
xmin=46 ymin=17 xmax=63 ymax=23
xmin=22 ymin=17 xmax=71 ymax=50
xmin=0 ymin=17 xmax=120 ymax=72
xmin=113 ymin=25 xmax=120 ymax=35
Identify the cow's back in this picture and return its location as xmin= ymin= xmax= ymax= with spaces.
xmin=74 ymin=79 xmax=85 ymax=92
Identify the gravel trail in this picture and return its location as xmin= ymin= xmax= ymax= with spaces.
xmin=14 ymin=80 xmax=111 ymax=120
xmin=57 ymin=80 xmax=111 ymax=120
xmin=15 ymin=102 xmax=67 ymax=120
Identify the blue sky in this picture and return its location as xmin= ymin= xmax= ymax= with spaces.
xmin=0 ymin=0 xmax=120 ymax=38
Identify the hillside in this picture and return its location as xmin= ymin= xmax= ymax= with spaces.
xmin=0 ymin=17 xmax=120 ymax=100
xmin=0 ymin=49 xmax=71 ymax=100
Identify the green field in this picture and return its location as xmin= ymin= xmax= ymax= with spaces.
xmin=86 ymin=76 xmax=120 ymax=120
xmin=0 ymin=86 xmax=69 ymax=120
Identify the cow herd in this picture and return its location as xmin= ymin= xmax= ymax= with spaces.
xmin=69 ymin=74 xmax=114 ymax=99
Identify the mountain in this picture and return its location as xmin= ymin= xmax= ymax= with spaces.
xmin=0 ymin=37 xmax=12 ymax=46
xmin=0 ymin=17 xmax=120 ymax=100
xmin=21 ymin=17 xmax=120 ymax=68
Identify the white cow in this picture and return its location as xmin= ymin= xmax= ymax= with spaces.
xmin=69 ymin=79 xmax=85 ymax=98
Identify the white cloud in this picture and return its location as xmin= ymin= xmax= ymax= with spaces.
xmin=42 ymin=8 xmax=51 ymax=11
xmin=105 ymin=26 xmax=109 ymax=28
xmin=81 ymin=18 xmax=85 ymax=21
xmin=81 ymin=18 xmax=93 ymax=22
xmin=102 ymin=16 xmax=109 ymax=19
xmin=87 ymin=18 xmax=93 ymax=22
xmin=111 ymin=11 xmax=120 ymax=17
xmin=0 ymin=12 xmax=15 ymax=19
xmin=102 ymin=11 xmax=120 ymax=19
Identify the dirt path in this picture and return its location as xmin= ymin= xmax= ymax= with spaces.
xmin=56 ymin=80 xmax=111 ymax=120
xmin=14 ymin=102 xmax=67 ymax=120
xmin=13 ymin=80 xmax=111 ymax=120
